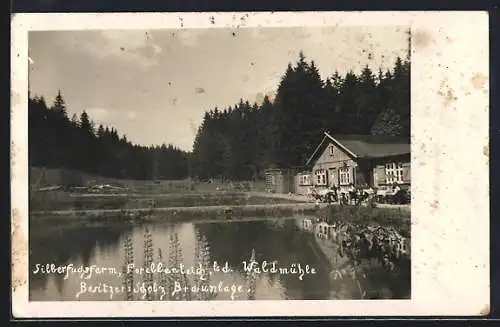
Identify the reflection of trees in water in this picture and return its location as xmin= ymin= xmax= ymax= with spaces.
xmin=193 ymin=226 xmax=215 ymax=301
xmin=195 ymin=219 xmax=333 ymax=300
xmin=303 ymin=219 xmax=411 ymax=299
xmin=122 ymin=233 xmax=134 ymax=301
xmin=96 ymin=234 xmax=122 ymax=258
xmin=80 ymin=246 xmax=94 ymax=267
xmin=167 ymin=232 xmax=191 ymax=301
xmin=53 ymin=270 xmax=65 ymax=295
xmin=143 ymin=227 xmax=154 ymax=301
xmin=196 ymin=220 xmax=283 ymax=269
xmin=121 ymin=227 xmax=195 ymax=301
xmin=157 ymin=247 xmax=168 ymax=300
xmin=246 ymin=248 xmax=257 ymax=300
xmin=29 ymin=223 xmax=129 ymax=293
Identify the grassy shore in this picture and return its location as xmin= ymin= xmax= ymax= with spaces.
xmin=30 ymin=202 xmax=322 ymax=225
xmin=29 ymin=166 xmax=411 ymax=236
xmin=30 ymin=167 xmax=267 ymax=193
xmin=30 ymin=191 xmax=307 ymax=212
xmin=30 ymin=201 xmax=410 ymax=237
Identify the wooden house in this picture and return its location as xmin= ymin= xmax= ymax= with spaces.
xmin=294 ymin=169 xmax=313 ymax=195
xmin=305 ymin=132 xmax=411 ymax=193
xmin=264 ymin=168 xmax=296 ymax=193
xmin=264 ymin=166 xmax=313 ymax=194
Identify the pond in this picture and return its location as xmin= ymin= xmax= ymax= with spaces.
xmin=29 ymin=217 xmax=410 ymax=301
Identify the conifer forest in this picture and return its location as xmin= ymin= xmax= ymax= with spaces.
xmin=29 ymin=52 xmax=410 ymax=181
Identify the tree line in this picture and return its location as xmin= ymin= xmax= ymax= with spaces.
xmin=28 ymin=91 xmax=189 ymax=180
xmin=190 ymin=52 xmax=410 ymax=181
xmin=29 ymin=51 xmax=409 ymax=182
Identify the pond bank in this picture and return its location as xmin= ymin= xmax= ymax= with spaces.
xmin=30 ymin=190 xmax=411 ymax=236
xmin=30 ymin=202 xmax=326 ymax=223
xmin=30 ymin=190 xmax=308 ymax=211
xmin=31 ymin=204 xmax=410 ymax=236
xmin=316 ymin=205 xmax=411 ymax=237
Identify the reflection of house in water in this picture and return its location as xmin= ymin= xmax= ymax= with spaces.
xmin=394 ymin=237 xmax=409 ymax=256
xmin=297 ymin=218 xmax=411 ymax=272
xmin=300 ymin=219 xmax=333 ymax=240
xmin=302 ymin=218 xmax=313 ymax=231
xmin=316 ymin=222 xmax=330 ymax=239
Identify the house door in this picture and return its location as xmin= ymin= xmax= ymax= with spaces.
xmin=328 ymin=168 xmax=337 ymax=187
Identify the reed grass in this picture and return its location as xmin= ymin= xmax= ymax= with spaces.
xmin=122 ymin=235 xmax=134 ymax=301
xmin=143 ymin=227 xmax=154 ymax=301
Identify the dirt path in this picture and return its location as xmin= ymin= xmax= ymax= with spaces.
xmin=245 ymin=191 xmax=311 ymax=202
xmin=65 ymin=190 xmax=310 ymax=199
xmin=246 ymin=191 xmax=411 ymax=212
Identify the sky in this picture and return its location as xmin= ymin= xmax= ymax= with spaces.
xmin=29 ymin=26 xmax=409 ymax=152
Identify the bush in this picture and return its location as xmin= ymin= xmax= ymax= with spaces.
xmin=392 ymin=189 xmax=410 ymax=205
xmin=321 ymin=205 xmax=410 ymax=237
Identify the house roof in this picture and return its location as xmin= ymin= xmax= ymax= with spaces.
xmin=305 ymin=132 xmax=410 ymax=166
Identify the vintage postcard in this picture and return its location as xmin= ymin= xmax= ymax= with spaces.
xmin=11 ymin=11 xmax=489 ymax=318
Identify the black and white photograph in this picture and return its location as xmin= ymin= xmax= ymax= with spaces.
xmin=11 ymin=12 xmax=489 ymax=317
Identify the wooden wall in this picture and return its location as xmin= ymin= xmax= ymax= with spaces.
xmin=372 ymin=156 xmax=411 ymax=189
xmin=311 ymin=140 xmax=357 ymax=189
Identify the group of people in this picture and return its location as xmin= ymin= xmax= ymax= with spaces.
xmin=309 ymin=182 xmax=410 ymax=206
xmin=310 ymin=183 xmax=374 ymax=206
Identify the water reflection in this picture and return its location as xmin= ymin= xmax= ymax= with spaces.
xmin=29 ymin=217 xmax=410 ymax=301
xmin=29 ymin=223 xmax=128 ymax=299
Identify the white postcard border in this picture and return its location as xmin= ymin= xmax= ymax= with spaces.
xmin=11 ymin=11 xmax=490 ymax=317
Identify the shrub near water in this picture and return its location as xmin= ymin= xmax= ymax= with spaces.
xmin=320 ymin=205 xmax=411 ymax=237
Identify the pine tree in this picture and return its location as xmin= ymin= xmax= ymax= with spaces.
xmin=370 ymin=57 xmax=410 ymax=137
xmin=52 ymin=89 xmax=68 ymax=119
xmin=97 ymin=124 xmax=105 ymax=138
xmin=356 ymin=65 xmax=378 ymax=133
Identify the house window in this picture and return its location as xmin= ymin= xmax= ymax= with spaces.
xmin=385 ymin=163 xmax=404 ymax=184
xmin=329 ymin=145 xmax=335 ymax=156
xmin=339 ymin=167 xmax=351 ymax=185
xmin=315 ymin=169 xmax=327 ymax=186
xmin=299 ymin=174 xmax=311 ymax=186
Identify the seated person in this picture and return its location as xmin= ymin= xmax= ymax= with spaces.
xmin=328 ymin=183 xmax=338 ymax=202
